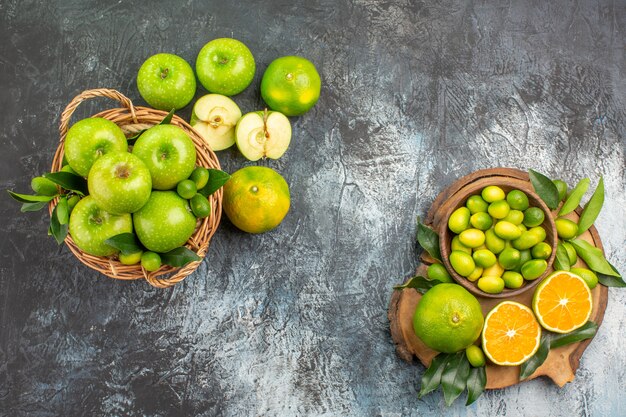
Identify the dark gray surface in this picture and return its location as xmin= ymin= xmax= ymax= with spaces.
xmin=1 ymin=0 xmax=625 ymax=416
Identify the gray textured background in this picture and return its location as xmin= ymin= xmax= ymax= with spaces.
xmin=1 ymin=0 xmax=625 ymax=416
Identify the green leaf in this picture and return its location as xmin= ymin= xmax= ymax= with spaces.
xmin=126 ymin=129 xmax=147 ymax=145
xmin=519 ymin=335 xmax=550 ymax=380
xmin=48 ymin=203 xmax=68 ymax=244
xmin=559 ymin=178 xmax=590 ymax=216
xmin=418 ymin=353 xmax=450 ymax=398
xmin=597 ymin=261 xmax=626 ymax=287
xmin=104 ymin=233 xmax=143 ymax=255
xmin=554 ymin=243 xmax=571 ymax=271
xmin=577 ymin=177 xmax=604 ymax=236
xmin=56 ymin=196 xmax=69 ymax=225
xmin=465 ymin=366 xmax=486 ymax=406
xmin=441 ymin=352 xmax=470 ymax=406
xmin=550 ymin=321 xmax=598 ymax=349
xmin=417 ymin=220 xmax=441 ymax=261
xmin=7 ymin=190 xmax=56 ymax=203
xmin=159 ymin=109 xmax=175 ymax=125
xmin=529 ymin=170 xmax=560 ymax=210
xmin=160 ymin=247 xmax=202 ymax=268
xmin=20 ymin=201 xmax=50 ymax=212
xmin=570 ymin=239 xmax=621 ymax=277
xmin=198 ymin=169 xmax=231 ymax=197
xmin=393 ymin=275 xmax=443 ymax=293
xmin=44 ymin=172 xmax=88 ymax=195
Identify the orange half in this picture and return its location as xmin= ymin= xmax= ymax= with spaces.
xmin=482 ymin=301 xmax=542 ymax=366
xmin=532 ymin=271 xmax=593 ymax=334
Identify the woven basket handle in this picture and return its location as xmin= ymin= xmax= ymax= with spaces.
xmin=59 ymin=88 xmax=138 ymax=140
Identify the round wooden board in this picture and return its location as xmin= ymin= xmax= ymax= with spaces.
xmin=388 ymin=168 xmax=608 ymax=389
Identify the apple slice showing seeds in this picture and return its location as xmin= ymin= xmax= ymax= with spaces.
xmin=235 ymin=110 xmax=292 ymax=161
xmin=190 ymin=94 xmax=242 ymax=151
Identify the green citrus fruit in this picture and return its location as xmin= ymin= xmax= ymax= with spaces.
xmin=503 ymin=210 xmax=524 ymax=225
xmin=448 ymin=207 xmax=471 ymax=234
xmin=141 ymin=251 xmax=161 ymax=272
xmin=498 ymin=248 xmax=521 ymax=270
xmin=506 ymin=189 xmax=529 ymax=211
xmin=449 ymin=251 xmax=476 ymax=277
xmin=488 ymin=200 xmax=510 ymax=219
xmin=189 ymin=166 xmax=209 ymax=190
xmin=412 ymin=283 xmax=484 ymax=353
xmin=470 ymin=212 xmax=493 ymax=230
xmin=119 ymin=250 xmax=143 ymax=265
xmin=502 ymin=271 xmax=524 ymax=289
xmin=523 ymin=207 xmax=545 ymax=227
xmin=494 ymin=221 xmax=522 ymax=240
xmin=562 ymin=241 xmax=578 ymax=266
xmin=485 ymin=229 xmax=506 ymax=254
xmin=466 ymin=195 xmax=488 ymax=214
xmin=427 ymin=263 xmax=453 ymax=283
xmin=570 ymin=268 xmax=598 ymax=289
xmin=473 ymin=249 xmax=497 ymax=268
xmin=477 ymin=276 xmax=505 ymax=294
xmin=459 ymin=228 xmax=486 ymax=248
xmin=521 ymin=259 xmax=548 ymax=280
xmin=555 ymin=218 xmax=579 ymax=239
xmin=190 ymin=193 xmax=211 ymax=218
xmin=466 ymin=345 xmax=486 ymax=367
xmin=531 ymin=242 xmax=552 ymax=260
xmin=451 ymin=235 xmax=472 ymax=254
xmin=261 ymin=56 xmax=321 ymax=116
xmin=482 ymin=186 xmax=505 ymax=203
xmin=222 ymin=166 xmax=290 ymax=234
xmin=177 ymin=179 xmax=197 ymax=199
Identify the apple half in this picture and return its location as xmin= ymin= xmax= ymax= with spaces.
xmin=190 ymin=94 xmax=242 ymax=151
xmin=235 ymin=110 xmax=292 ymax=161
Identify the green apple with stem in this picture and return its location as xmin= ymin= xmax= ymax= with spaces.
xmin=64 ymin=118 xmax=128 ymax=177
xmin=133 ymin=191 xmax=197 ymax=253
xmin=132 ymin=124 xmax=197 ymax=190
xmin=88 ymin=152 xmax=152 ymax=214
xmin=235 ymin=109 xmax=291 ymax=161
xmin=195 ymin=38 xmax=255 ymax=96
xmin=190 ymin=94 xmax=242 ymax=151
xmin=137 ymin=53 xmax=196 ymax=110
xmin=68 ymin=196 xmax=133 ymax=256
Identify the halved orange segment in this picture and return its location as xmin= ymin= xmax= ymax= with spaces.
xmin=482 ymin=301 xmax=542 ymax=366
xmin=532 ymin=271 xmax=593 ymax=334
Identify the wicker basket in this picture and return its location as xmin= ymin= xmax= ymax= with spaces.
xmin=49 ymin=88 xmax=222 ymax=288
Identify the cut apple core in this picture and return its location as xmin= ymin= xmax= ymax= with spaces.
xmin=191 ymin=94 xmax=242 ymax=151
xmin=235 ymin=110 xmax=291 ymax=161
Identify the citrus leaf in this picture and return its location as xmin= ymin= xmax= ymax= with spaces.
xmin=20 ymin=201 xmax=50 ymax=212
xmin=418 ymin=353 xmax=450 ymax=398
xmin=160 ymin=247 xmax=201 ymax=268
xmin=554 ymin=243 xmax=571 ymax=271
xmin=529 ymin=170 xmax=559 ymax=210
xmin=519 ymin=335 xmax=550 ymax=380
xmin=44 ymin=172 xmax=88 ymax=195
xmin=550 ymin=321 xmax=598 ymax=349
xmin=56 ymin=196 xmax=69 ymax=225
xmin=570 ymin=239 xmax=620 ymax=277
xmin=48 ymin=203 xmax=68 ymax=244
xmin=393 ymin=275 xmax=443 ymax=293
xmin=441 ymin=351 xmax=470 ymax=406
xmin=7 ymin=190 xmax=56 ymax=203
xmin=577 ymin=177 xmax=604 ymax=236
xmin=558 ymin=178 xmax=590 ymax=216
xmin=465 ymin=366 xmax=486 ymax=406
xmin=597 ymin=261 xmax=626 ymax=287
xmin=198 ymin=169 xmax=231 ymax=197
xmin=159 ymin=109 xmax=175 ymax=125
xmin=417 ymin=220 xmax=441 ymax=262
xmin=104 ymin=233 xmax=143 ymax=255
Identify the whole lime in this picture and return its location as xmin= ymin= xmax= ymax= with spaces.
xmin=413 ymin=283 xmax=484 ymax=353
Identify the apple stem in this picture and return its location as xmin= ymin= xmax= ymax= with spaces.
xmin=160 ymin=68 xmax=169 ymax=79
xmin=263 ymin=108 xmax=269 ymax=138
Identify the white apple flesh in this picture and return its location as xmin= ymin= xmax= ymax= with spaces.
xmin=235 ymin=110 xmax=291 ymax=161
xmin=191 ymin=94 xmax=242 ymax=151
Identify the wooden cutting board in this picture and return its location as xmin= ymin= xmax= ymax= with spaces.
xmin=388 ymin=168 xmax=608 ymax=389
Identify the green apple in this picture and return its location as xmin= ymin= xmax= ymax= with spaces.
xmin=190 ymin=94 xmax=242 ymax=151
xmin=68 ymin=196 xmax=133 ymax=256
xmin=235 ymin=110 xmax=291 ymax=161
xmin=132 ymin=124 xmax=197 ymax=190
xmin=88 ymin=152 xmax=152 ymax=214
xmin=195 ymin=38 xmax=255 ymax=96
xmin=137 ymin=53 xmax=196 ymax=110
xmin=64 ymin=118 xmax=127 ymax=177
xmin=133 ymin=191 xmax=197 ymax=253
